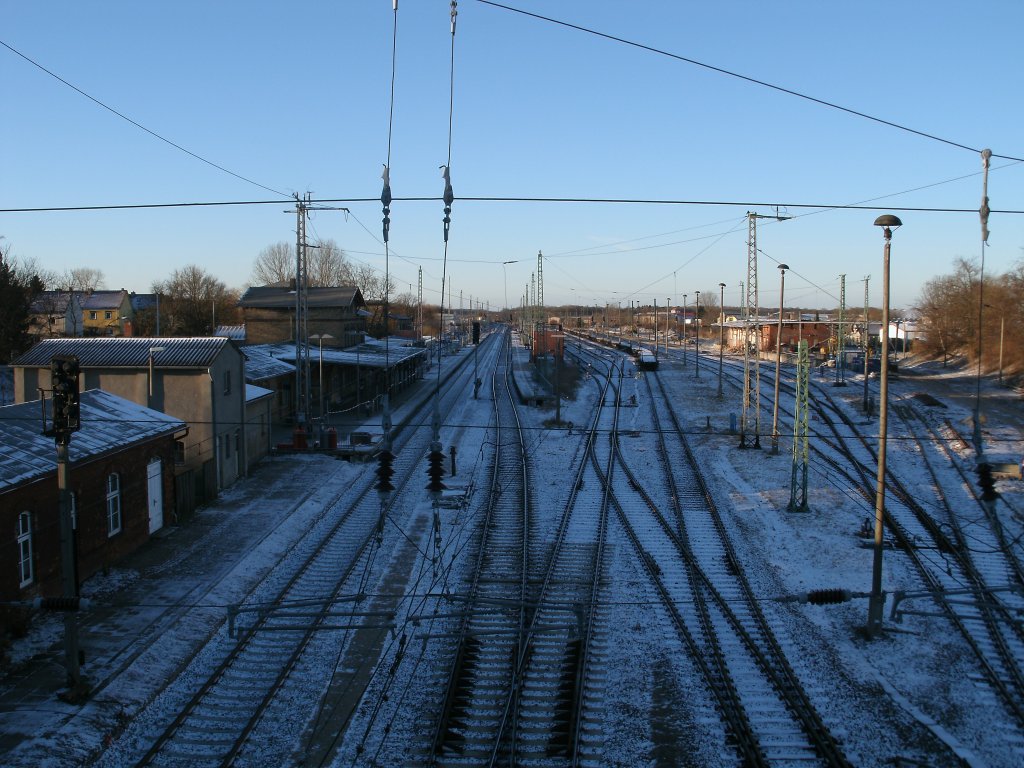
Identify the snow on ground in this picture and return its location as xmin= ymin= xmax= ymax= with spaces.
xmin=3 ymin=341 xmax=1022 ymax=766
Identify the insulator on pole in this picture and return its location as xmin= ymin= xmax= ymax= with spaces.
xmin=426 ymin=445 xmax=446 ymax=494
xmin=376 ymin=449 xmax=396 ymax=494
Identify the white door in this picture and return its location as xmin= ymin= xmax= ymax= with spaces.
xmin=147 ymin=458 xmax=164 ymax=534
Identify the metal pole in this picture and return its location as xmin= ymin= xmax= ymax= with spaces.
xmin=665 ymin=298 xmax=670 ymax=357
xmin=863 ymin=276 xmax=871 ymax=413
xmin=998 ymin=314 xmax=1004 ymax=384
xmin=57 ymin=439 xmax=81 ymax=689
xmin=694 ymin=291 xmax=701 ymax=378
xmin=718 ymin=282 xmax=725 ymax=398
xmin=771 ymin=265 xmax=788 ymax=454
xmin=868 ymin=215 xmax=901 ymax=638
xmin=682 ymin=294 xmax=688 ymax=365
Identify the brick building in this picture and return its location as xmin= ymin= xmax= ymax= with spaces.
xmin=238 ymin=285 xmax=367 ymax=348
xmin=1 ymin=391 xmax=184 ymax=638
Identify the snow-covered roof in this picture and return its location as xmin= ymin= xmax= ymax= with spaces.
xmin=242 ymin=345 xmax=295 ymax=382
xmin=12 ymin=337 xmax=234 ymax=369
xmin=0 ymin=389 xmax=186 ymax=492
xmin=247 ymin=340 xmax=426 ymax=371
xmin=215 ymin=325 xmax=246 ymax=341
xmin=245 ymin=383 xmax=274 ymax=403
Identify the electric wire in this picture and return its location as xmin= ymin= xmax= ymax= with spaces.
xmin=474 ymin=1 xmax=1024 ymax=163
xmin=0 ymin=39 xmax=291 ymax=199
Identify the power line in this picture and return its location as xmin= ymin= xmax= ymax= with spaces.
xmin=0 ymin=39 xmax=292 ymax=199
xmin=474 ymin=1 xmax=1024 ymax=163
xmin=5 ymin=196 xmax=1023 ymax=215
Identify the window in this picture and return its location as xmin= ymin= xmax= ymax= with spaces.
xmin=104 ymin=310 xmax=112 ymax=320
xmin=174 ymin=439 xmax=186 ymax=464
xmin=224 ymin=433 xmax=231 ymax=459
xmin=106 ymin=473 xmax=122 ymax=535
xmin=89 ymin=311 xmax=97 ymax=320
xmin=223 ymin=369 xmax=231 ymax=395
xmin=17 ymin=512 xmax=33 ymax=587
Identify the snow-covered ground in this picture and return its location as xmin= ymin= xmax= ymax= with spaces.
xmin=2 ymin=343 xmax=1022 ymax=766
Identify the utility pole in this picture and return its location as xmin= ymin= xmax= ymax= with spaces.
xmin=293 ymin=193 xmax=312 ymax=434
xmin=741 ymin=210 xmax=790 ymax=449
xmin=862 ymin=276 xmax=871 ymax=412
xmin=694 ymin=291 xmax=701 ymax=378
xmin=417 ymin=266 xmax=423 ymax=344
xmin=835 ymin=274 xmax=846 ymax=386
xmin=717 ymin=282 xmax=726 ymax=399
xmin=787 ymin=341 xmax=810 ymax=512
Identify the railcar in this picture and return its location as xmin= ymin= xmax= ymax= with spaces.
xmin=637 ymin=349 xmax=659 ymax=370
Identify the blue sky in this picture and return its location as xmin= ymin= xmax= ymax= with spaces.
xmin=3 ymin=1 xmax=1022 ymax=313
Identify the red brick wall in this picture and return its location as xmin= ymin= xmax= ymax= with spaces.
xmin=1 ymin=435 xmax=177 ymax=613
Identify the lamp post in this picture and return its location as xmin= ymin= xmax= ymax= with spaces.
xmin=867 ymin=214 xmax=902 ymax=639
xmin=694 ymin=291 xmax=701 ymax=378
xmin=309 ymin=333 xmax=334 ymax=425
xmin=502 ymin=260 xmax=517 ymax=325
xmin=147 ymin=346 xmax=165 ymax=408
xmin=770 ymin=265 xmax=789 ymax=455
xmin=718 ymin=282 xmax=726 ymax=398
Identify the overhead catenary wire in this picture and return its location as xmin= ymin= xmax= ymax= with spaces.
xmin=473 ymin=1 xmax=1024 ymax=163
xmin=5 ymin=196 xmax=1023 ymax=215
xmin=0 ymin=39 xmax=292 ymax=199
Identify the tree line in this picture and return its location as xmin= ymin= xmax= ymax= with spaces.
xmin=916 ymin=256 xmax=1023 ymax=379
xmin=0 ymin=237 xmax=429 ymax=363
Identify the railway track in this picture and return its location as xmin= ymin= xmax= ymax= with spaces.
xmin=99 ymin=334 xmax=497 ymax=767
xmin=423 ymin=337 xmax=612 ymax=766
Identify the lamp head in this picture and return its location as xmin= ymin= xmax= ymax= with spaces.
xmin=778 ymin=263 xmax=789 ymax=272
xmin=873 ymin=214 xmax=902 ymax=233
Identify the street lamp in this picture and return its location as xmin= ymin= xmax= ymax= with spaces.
xmin=147 ymin=346 xmax=165 ymax=406
xmin=718 ymin=282 xmax=726 ymax=398
xmin=770 ymin=265 xmax=789 ymax=455
xmin=867 ymin=214 xmax=901 ymax=639
xmin=309 ymin=333 xmax=334 ymax=426
xmin=694 ymin=291 xmax=701 ymax=378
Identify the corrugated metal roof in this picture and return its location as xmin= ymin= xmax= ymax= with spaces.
xmin=238 ymin=286 xmax=362 ymax=309
xmin=0 ymin=390 xmax=185 ymax=491
xmin=11 ymin=337 xmax=233 ymax=369
xmin=215 ymin=325 xmax=246 ymax=340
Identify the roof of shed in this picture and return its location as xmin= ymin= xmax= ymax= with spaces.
xmin=0 ymin=390 xmax=185 ymax=491
xmin=11 ymin=337 xmax=233 ymax=369
xmin=238 ymin=286 xmax=363 ymax=309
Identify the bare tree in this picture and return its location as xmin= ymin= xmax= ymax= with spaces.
xmin=309 ymin=239 xmax=354 ymax=287
xmin=153 ymin=265 xmax=239 ymax=336
xmin=63 ymin=267 xmax=105 ymax=292
xmin=251 ymin=239 xmax=354 ymax=287
xmin=251 ymin=242 xmax=293 ymax=286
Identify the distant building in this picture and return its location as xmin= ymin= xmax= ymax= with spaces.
xmin=10 ymin=337 xmax=247 ymax=515
xmin=238 ymin=285 xmax=366 ymax=347
xmin=82 ymin=290 xmax=133 ymax=337
xmin=0 ymin=390 xmax=183 ymax=632
xmin=28 ymin=290 xmax=83 ymax=338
